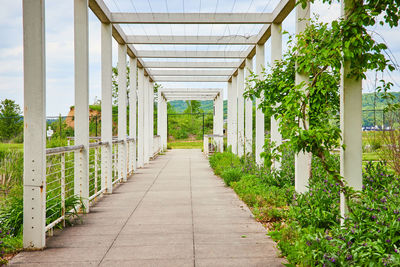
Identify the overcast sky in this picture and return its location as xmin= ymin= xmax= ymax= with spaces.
xmin=0 ymin=0 xmax=398 ymax=116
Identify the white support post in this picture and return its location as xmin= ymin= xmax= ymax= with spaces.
xmin=157 ymin=90 xmax=162 ymax=151
xmin=74 ymin=0 xmax=90 ymax=211
xmin=129 ymin=56 xmax=137 ymax=172
xmin=245 ymin=57 xmax=253 ymax=156
xmin=143 ymin=77 xmax=149 ymax=164
xmin=227 ymin=81 xmax=233 ymax=150
xmin=162 ymin=97 xmax=168 ymax=150
xmin=149 ymin=83 xmax=154 ymax=158
xmin=295 ymin=3 xmax=312 ymax=193
xmin=137 ymin=67 xmax=144 ymax=168
xmin=22 ymin=0 xmax=46 ymax=249
xmin=101 ymin=22 xmax=113 ymax=193
xmin=118 ymin=44 xmax=127 ymax=182
xmin=340 ymin=0 xmax=363 ymax=219
xmin=271 ymin=22 xmax=283 ymax=170
xmin=237 ymin=67 xmax=245 ymax=157
xmin=214 ymin=92 xmax=224 ymax=152
xmin=231 ymin=75 xmax=238 ymax=154
xmin=255 ymin=44 xmax=265 ymax=165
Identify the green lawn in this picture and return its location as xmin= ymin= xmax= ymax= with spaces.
xmin=168 ymin=140 xmax=203 ymax=149
xmin=0 ymin=143 xmax=23 ymax=152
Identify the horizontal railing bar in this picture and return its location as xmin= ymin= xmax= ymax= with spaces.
xmin=126 ymin=137 xmax=135 ymax=142
xmin=112 ymin=139 xmax=124 ymax=144
xmin=89 ymin=141 xmax=109 ymax=148
xmin=46 ymin=145 xmax=84 ymax=155
xmin=88 ymin=188 xmax=106 ymax=201
xmin=45 ymin=216 xmax=65 ymax=231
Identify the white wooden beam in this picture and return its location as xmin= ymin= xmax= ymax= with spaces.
xmin=136 ymin=50 xmax=245 ymax=59
xmin=143 ymin=61 xmax=239 ymax=69
xmin=255 ymin=43 xmax=265 ymax=165
xmin=155 ymin=76 xmax=229 ymax=82
xmin=110 ymin=12 xmax=274 ymax=24
xmin=149 ymin=69 xmax=233 ymax=76
xmin=126 ymin=35 xmax=258 ymax=45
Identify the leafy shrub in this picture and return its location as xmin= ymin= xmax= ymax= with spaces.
xmin=221 ymin=167 xmax=242 ymax=186
xmin=209 ymin=152 xmax=240 ymax=176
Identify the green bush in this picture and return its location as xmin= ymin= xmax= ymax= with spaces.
xmin=221 ymin=167 xmax=242 ymax=186
xmin=209 ymin=150 xmax=400 ymax=265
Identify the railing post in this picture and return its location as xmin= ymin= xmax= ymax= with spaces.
xmin=74 ymin=0 xmax=90 ymax=211
xmin=22 ymin=0 xmax=47 ymax=249
xmin=94 ymin=147 xmax=98 ymax=197
xmin=61 ymin=153 xmax=66 ymax=227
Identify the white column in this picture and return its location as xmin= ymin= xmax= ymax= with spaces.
xmin=237 ymin=67 xmax=245 ymax=157
xmin=245 ymin=57 xmax=253 ymax=156
xmin=231 ymin=75 xmax=238 ymax=154
xmin=129 ymin=56 xmax=137 ymax=172
xmin=22 ymin=0 xmax=46 ymax=249
xmin=157 ymin=90 xmax=162 ymax=151
xmin=74 ymin=0 xmax=89 ymax=211
xmin=143 ymin=77 xmax=149 ymax=164
xmin=340 ymin=0 xmax=363 ymax=218
xmin=137 ymin=67 xmax=144 ymax=167
xmin=149 ymin=83 xmax=154 ymax=158
xmin=118 ymin=44 xmax=127 ymax=182
xmin=162 ymin=98 xmax=168 ymax=149
xmin=214 ymin=92 xmax=224 ymax=152
xmin=255 ymin=44 xmax=265 ymax=165
xmin=271 ymin=22 xmax=283 ymax=170
xmin=227 ymin=81 xmax=233 ymax=149
xmin=101 ymin=22 xmax=112 ymax=193
xmin=295 ymin=3 xmax=312 ymax=193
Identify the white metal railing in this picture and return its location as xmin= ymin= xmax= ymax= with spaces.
xmin=111 ymin=139 xmax=123 ymax=185
xmin=88 ymin=142 xmax=108 ymax=201
xmin=126 ymin=137 xmax=135 ymax=176
xmin=44 ymin=137 xmax=138 ymax=232
xmin=203 ymin=134 xmax=224 ymax=156
xmin=45 ymin=145 xmax=84 ymax=232
xmin=153 ymin=135 xmax=161 ymax=157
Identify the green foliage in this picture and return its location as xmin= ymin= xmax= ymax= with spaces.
xmin=0 ymin=99 xmax=23 ymax=142
xmin=209 ymin=151 xmax=241 ymax=176
xmin=221 ymin=167 xmax=242 ymax=186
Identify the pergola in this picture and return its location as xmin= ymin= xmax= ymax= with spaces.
xmin=22 ymin=0 xmax=362 ymax=249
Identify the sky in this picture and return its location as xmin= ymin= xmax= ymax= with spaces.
xmin=0 ymin=0 xmax=399 ymax=116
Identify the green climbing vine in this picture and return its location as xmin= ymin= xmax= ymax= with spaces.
xmin=244 ymin=0 xmax=400 ymax=208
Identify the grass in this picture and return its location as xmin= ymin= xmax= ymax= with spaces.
xmin=168 ymin=140 xmax=203 ymax=149
xmin=0 ymin=143 xmax=23 ymax=152
xmin=363 ymin=151 xmax=381 ymax=162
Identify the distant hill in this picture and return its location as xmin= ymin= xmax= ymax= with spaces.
xmin=168 ymin=92 xmax=400 ymax=113
xmin=169 ymin=92 xmax=400 ymax=127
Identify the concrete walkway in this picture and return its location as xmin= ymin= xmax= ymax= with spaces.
xmin=10 ymin=149 xmax=284 ymax=267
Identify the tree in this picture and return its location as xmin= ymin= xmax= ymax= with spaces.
xmin=246 ymin=0 xmax=400 ymax=211
xmin=112 ymin=66 xmax=130 ymax=105
xmin=0 ymin=99 xmax=23 ymax=141
xmin=184 ymin=100 xmax=202 ymax=114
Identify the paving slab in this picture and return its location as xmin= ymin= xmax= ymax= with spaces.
xmin=9 ymin=149 xmax=284 ymax=266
